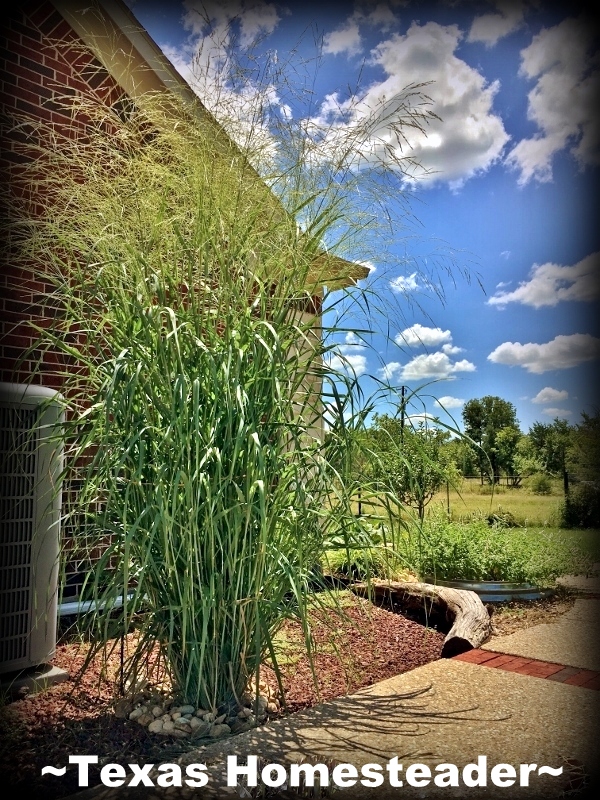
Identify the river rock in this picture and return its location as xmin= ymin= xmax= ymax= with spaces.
xmin=230 ymin=720 xmax=255 ymax=734
xmin=209 ymin=723 xmax=231 ymax=738
xmin=114 ymin=699 xmax=133 ymax=719
xmin=148 ymin=719 xmax=164 ymax=734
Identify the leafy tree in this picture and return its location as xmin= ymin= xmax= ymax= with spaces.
xmin=442 ymin=437 xmax=480 ymax=477
xmin=495 ymin=426 xmax=524 ymax=486
xmin=529 ymin=419 xmax=572 ymax=475
xmin=561 ymin=412 xmax=600 ymax=527
xmin=566 ymin=411 xmax=600 ymax=481
xmin=462 ymin=396 xmax=520 ymax=483
xmin=513 ymin=434 xmax=544 ymax=480
xmin=366 ymin=414 xmax=457 ymax=520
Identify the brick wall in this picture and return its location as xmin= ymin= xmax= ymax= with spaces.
xmin=1 ymin=1 xmax=130 ymax=389
xmin=1 ymin=2 xmax=134 ymax=598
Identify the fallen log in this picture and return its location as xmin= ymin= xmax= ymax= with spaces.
xmin=351 ymin=580 xmax=493 ymax=658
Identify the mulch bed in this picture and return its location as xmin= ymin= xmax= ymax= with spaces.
xmin=0 ymin=593 xmax=444 ymax=799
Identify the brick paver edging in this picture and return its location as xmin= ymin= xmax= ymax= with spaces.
xmin=452 ymin=649 xmax=600 ymax=690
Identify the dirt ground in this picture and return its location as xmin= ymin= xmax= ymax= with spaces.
xmin=0 ymin=587 xmax=577 ymax=799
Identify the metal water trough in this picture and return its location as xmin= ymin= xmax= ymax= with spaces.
xmin=424 ymin=577 xmax=554 ymax=602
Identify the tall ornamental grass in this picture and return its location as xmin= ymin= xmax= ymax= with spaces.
xmin=6 ymin=93 xmax=375 ymax=710
xmin=1 ymin=16 xmax=461 ymax=707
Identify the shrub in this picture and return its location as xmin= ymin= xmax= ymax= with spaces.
xmin=408 ymin=511 xmax=590 ymax=586
xmin=530 ymin=473 xmax=553 ymax=495
xmin=560 ymin=483 xmax=600 ymax=528
xmin=323 ymin=521 xmax=403 ymax=580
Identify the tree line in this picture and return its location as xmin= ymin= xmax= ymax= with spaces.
xmin=343 ymin=396 xmax=600 ymax=524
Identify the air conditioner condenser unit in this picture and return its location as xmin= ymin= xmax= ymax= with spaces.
xmin=0 ymin=382 xmax=64 ymax=674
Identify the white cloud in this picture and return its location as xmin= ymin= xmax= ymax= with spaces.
xmin=532 ymin=387 xmax=569 ymax=404
xmin=390 ymin=272 xmax=419 ymax=292
xmin=395 ymin=324 xmax=452 ymax=347
xmin=542 ymin=407 xmax=572 ymax=418
xmin=324 ymin=22 xmax=362 ymax=57
xmin=401 ymin=352 xmax=476 ymax=381
xmin=344 ymin=331 xmax=361 ymax=345
xmin=323 ymin=2 xmax=401 ymax=57
xmin=156 ymin=1 xmax=287 ymax=167
xmin=435 ymin=396 xmax=465 ymax=409
xmin=488 ymin=333 xmax=600 ymax=373
xmin=327 ymin=333 xmax=368 ymax=376
xmin=452 ymin=359 xmax=478 ymax=373
xmin=183 ymin=0 xmax=280 ymax=46
xmin=328 ymin=352 xmax=368 ymax=376
xmin=406 ymin=412 xmax=439 ymax=426
xmin=500 ymin=251 xmax=511 ymax=260
xmin=367 ymin=22 xmax=509 ymax=186
xmin=468 ymin=1 xmax=526 ymax=47
xmin=442 ymin=343 xmax=464 ymax=355
xmin=505 ymin=16 xmax=600 ymax=184
xmin=488 ymin=252 xmax=600 ymax=308
xmin=378 ymin=361 xmax=403 ymax=381
xmin=311 ymin=21 xmax=509 ymax=187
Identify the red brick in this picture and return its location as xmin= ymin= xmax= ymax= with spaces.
xmin=15 ymin=97 xmax=54 ymax=121
xmin=493 ymin=657 xmax=535 ymax=672
xmin=39 ymin=11 xmax=71 ymax=39
xmin=479 ymin=653 xmax=518 ymax=668
xmin=9 ymin=19 xmax=43 ymax=43
xmin=40 ymin=52 xmax=72 ymax=76
xmin=453 ymin=649 xmax=501 ymax=664
xmin=17 ymin=74 xmax=54 ymax=99
xmin=8 ymin=62 xmax=47 ymax=87
xmin=27 ymin=4 xmax=60 ymax=31
xmin=0 ymin=334 xmax=36 ymax=349
xmin=1 ymin=41 xmax=21 ymax=62
xmin=520 ymin=663 xmax=565 ymax=677
xmin=546 ymin=666 xmax=583 ymax=682
xmin=19 ymin=52 xmax=55 ymax=79
xmin=578 ymin=676 xmax=600 ymax=690
xmin=564 ymin=670 xmax=600 ymax=687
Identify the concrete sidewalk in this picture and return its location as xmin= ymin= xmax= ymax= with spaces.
xmin=73 ymin=587 xmax=600 ymax=800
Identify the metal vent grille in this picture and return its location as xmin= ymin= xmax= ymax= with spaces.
xmin=0 ymin=407 xmax=39 ymax=665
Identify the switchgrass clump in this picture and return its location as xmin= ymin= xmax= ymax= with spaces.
xmin=6 ymin=93 xmax=374 ymax=710
xmin=2 ymin=27 xmax=466 ymax=710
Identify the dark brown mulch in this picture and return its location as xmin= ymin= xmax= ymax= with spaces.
xmin=265 ymin=595 xmax=445 ymax=712
xmin=0 ymin=594 xmax=444 ymax=799
xmin=0 ymin=589 xmax=575 ymax=799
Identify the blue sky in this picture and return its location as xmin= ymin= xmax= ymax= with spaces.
xmin=127 ymin=0 xmax=599 ymax=433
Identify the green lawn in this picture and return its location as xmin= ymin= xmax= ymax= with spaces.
xmin=429 ymin=476 xmax=565 ymax=527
